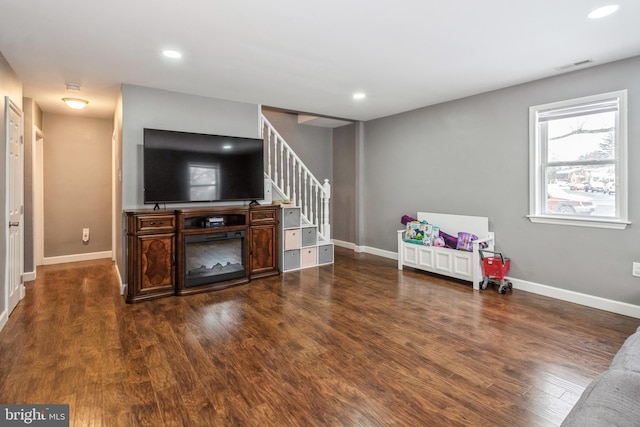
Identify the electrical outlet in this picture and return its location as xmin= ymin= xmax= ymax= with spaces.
xmin=633 ymin=262 xmax=640 ymax=277
xmin=82 ymin=228 xmax=90 ymax=242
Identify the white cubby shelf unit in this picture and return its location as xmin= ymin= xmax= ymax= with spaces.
xmin=279 ymin=207 xmax=334 ymax=272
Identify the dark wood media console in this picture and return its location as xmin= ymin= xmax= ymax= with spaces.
xmin=125 ymin=205 xmax=279 ymax=303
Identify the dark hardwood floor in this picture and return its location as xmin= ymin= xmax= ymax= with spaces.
xmin=1 ymin=247 xmax=638 ymax=426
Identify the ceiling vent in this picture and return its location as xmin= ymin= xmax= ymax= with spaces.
xmin=555 ymin=59 xmax=595 ymax=71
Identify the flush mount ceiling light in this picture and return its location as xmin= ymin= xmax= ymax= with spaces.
xmin=62 ymin=98 xmax=89 ymax=109
xmin=588 ymin=4 xmax=619 ymax=19
xmin=162 ymin=50 xmax=182 ymax=59
xmin=353 ymin=92 xmax=366 ymax=100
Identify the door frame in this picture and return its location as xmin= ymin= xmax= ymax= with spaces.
xmin=34 ymin=126 xmax=44 ymax=267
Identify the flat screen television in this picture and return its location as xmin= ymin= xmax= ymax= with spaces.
xmin=143 ymin=128 xmax=264 ymax=204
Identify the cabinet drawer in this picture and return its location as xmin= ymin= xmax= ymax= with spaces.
xmin=301 ymin=226 xmax=317 ymax=247
xmin=284 ymin=229 xmax=302 ymax=250
xmin=301 ymin=247 xmax=317 ymax=268
xmin=282 ymin=208 xmax=301 ymax=228
xmin=136 ymin=215 xmax=176 ymax=233
xmin=250 ymin=208 xmax=277 ymax=224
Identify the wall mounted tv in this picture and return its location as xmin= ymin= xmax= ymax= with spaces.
xmin=143 ymin=128 xmax=264 ymax=205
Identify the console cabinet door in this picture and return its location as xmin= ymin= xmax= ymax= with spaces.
xmin=128 ymin=233 xmax=175 ymax=302
xmin=249 ymin=224 xmax=278 ymax=278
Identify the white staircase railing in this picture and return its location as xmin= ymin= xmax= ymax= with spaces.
xmin=261 ymin=114 xmax=331 ymax=241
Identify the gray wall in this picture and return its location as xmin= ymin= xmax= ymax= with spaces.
xmin=261 ymin=109 xmax=333 ymax=185
xmin=356 ymin=56 xmax=640 ymax=305
xmin=332 ymin=123 xmax=356 ymax=243
xmin=0 ymin=51 xmax=23 ymax=319
xmin=42 ymin=113 xmax=113 ymax=257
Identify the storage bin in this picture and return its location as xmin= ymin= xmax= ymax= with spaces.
xmin=301 ymin=247 xmax=317 ymax=267
xmin=283 ymin=249 xmax=301 ymax=271
xmin=301 ymin=226 xmax=317 ymax=247
xmin=318 ymin=244 xmax=334 ymax=264
xmin=283 ymin=208 xmax=301 ymax=228
xmin=284 ymin=229 xmax=302 ymax=250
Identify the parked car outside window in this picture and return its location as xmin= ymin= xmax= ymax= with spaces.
xmin=584 ymin=181 xmax=605 ymax=193
xmin=547 ymin=184 xmax=596 ymax=215
xmin=569 ymin=182 xmax=586 ymax=191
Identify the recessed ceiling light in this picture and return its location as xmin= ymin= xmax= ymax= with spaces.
xmin=587 ymin=4 xmax=619 ymax=19
xmin=162 ymin=50 xmax=182 ymax=59
xmin=353 ymin=92 xmax=366 ymax=100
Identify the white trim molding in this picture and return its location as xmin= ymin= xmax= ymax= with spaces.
xmin=43 ymin=251 xmax=113 ymax=265
xmin=332 ymin=239 xmax=356 ymax=251
xmin=113 ymin=262 xmax=125 ymax=295
xmin=527 ymin=215 xmax=630 ymax=229
xmin=361 ymin=246 xmax=396 ymax=259
xmin=0 ymin=309 xmax=7 ymax=333
xmin=510 ymin=277 xmax=640 ymax=319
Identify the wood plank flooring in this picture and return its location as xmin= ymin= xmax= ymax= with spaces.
xmin=1 ymin=247 xmax=638 ymax=426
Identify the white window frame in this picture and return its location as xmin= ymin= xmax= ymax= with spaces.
xmin=528 ymin=90 xmax=629 ymax=229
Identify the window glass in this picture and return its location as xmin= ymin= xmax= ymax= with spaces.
xmin=546 ymin=112 xmax=615 ymax=162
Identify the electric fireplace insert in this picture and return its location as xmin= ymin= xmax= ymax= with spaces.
xmin=184 ymin=231 xmax=246 ymax=287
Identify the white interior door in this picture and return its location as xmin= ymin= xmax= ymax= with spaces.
xmin=6 ymin=96 xmax=24 ymax=315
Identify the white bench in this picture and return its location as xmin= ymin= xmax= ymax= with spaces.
xmin=397 ymin=212 xmax=495 ymax=290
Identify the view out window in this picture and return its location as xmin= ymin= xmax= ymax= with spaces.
xmin=529 ymin=90 xmax=628 ymax=229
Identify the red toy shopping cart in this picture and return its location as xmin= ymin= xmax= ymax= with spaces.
xmin=479 ymin=250 xmax=512 ymax=294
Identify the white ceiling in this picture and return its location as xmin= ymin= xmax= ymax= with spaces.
xmin=1 ymin=0 xmax=639 ymax=122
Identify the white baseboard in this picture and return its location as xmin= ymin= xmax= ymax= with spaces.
xmin=332 ymin=239 xmax=355 ymax=250
xmin=113 ymin=263 xmax=125 ymax=295
xmin=23 ymin=270 xmax=36 ymax=282
xmin=509 ymin=277 xmax=640 ymax=319
xmin=362 ymin=246 xmax=397 ymax=259
xmin=355 ymin=245 xmax=640 ymax=319
xmin=0 ymin=309 xmax=7 ymax=333
xmin=43 ymin=251 xmax=113 ymax=265
xmin=332 ymin=239 xmax=389 ymax=255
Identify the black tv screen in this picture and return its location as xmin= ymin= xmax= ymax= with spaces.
xmin=143 ymin=128 xmax=264 ymax=204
